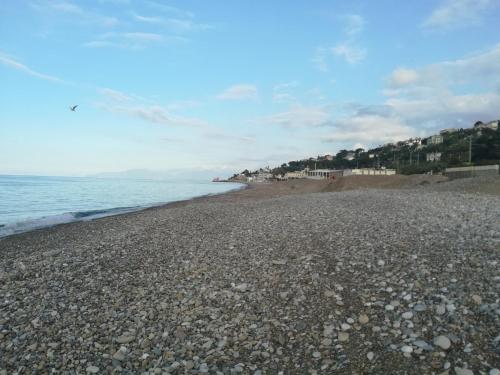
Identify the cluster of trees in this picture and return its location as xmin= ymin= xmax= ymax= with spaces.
xmin=236 ymin=123 xmax=500 ymax=177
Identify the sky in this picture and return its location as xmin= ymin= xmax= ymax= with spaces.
xmin=1 ymin=0 xmax=500 ymax=176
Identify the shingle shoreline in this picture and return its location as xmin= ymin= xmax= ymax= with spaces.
xmin=0 ymin=182 xmax=499 ymax=374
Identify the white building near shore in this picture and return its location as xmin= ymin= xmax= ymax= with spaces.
xmin=343 ymin=168 xmax=396 ymax=176
xmin=305 ymin=169 xmax=343 ymax=179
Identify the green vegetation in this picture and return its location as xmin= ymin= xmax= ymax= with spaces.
xmin=235 ymin=121 xmax=500 ymax=178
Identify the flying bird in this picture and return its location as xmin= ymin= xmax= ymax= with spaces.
xmin=70 ymin=105 xmax=78 ymax=112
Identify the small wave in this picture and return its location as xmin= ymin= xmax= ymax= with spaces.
xmin=73 ymin=206 xmax=137 ymax=219
xmin=0 ymin=207 xmax=141 ymax=238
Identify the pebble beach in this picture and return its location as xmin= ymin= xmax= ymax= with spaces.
xmin=1 ymin=176 xmax=499 ymax=374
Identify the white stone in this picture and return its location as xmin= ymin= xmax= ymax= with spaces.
xmin=436 ymin=305 xmax=446 ymax=315
xmin=341 ymin=323 xmax=351 ymax=331
xmin=338 ymin=332 xmax=349 ymax=342
xmin=401 ymin=345 xmax=413 ymax=353
xmin=489 ymin=370 xmax=499 ymax=375
xmin=385 ymin=304 xmax=395 ymax=311
xmin=199 ymin=363 xmax=209 ymax=373
xmin=454 ymin=367 xmax=474 ymax=375
xmin=234 ymin=283 xmax=249 ymax=292
xmin=86 ymin=366 xmax=99 ymax=374
xmin=434 ymin=335 xmax=451 ymax=350
xmin=402 ymin=311 xmax=413 ymax=320
xmin=367 ymin=352 xmax=374 ymax=360
xmin=115 ymin=335 xmax=134 ymax=344
xmin=471 ymin=295 xmax=482 ymax=304
xmin=323 ymin=325 xmax=335 ymax=336
xmin=358 ymin=314 xmax=369 ymax=324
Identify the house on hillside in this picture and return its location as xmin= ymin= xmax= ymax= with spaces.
xmin=440 ymin=128 xmax=458 ymax=135
xmin=426 ymin=152 xmax=442 ymax=162
xmin=344 ymin=152 xmax=356 ymax=161
xmin=425 ymin=134 xmax=443 ymax=145
xmin=475 ymin=120 xmax=498 ymax=131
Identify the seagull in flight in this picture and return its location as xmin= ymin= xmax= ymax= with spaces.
xmin=70 ymin=105 xmax=78 ymax=112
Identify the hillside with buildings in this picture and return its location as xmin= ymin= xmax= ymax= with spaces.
xmin=231 ymin=120 xmax=499 ymax=181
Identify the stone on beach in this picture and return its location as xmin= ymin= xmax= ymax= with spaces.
xmin=434 ymin=336 xmax=451 ymax=350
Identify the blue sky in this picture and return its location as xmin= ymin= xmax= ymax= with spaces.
xmin=1 ymin=0 xmax=500 ymax=176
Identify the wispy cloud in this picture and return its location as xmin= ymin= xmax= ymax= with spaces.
xmin=132 ymin=12 xmax=212 ymax=33
xmin=98 ymin=87 xmax=133 ymax=102
xmin=312 ymin=47 xmax=329 ymax=72
xmin=342 ymin=14 xmax=365 ymax=37
xmin=312 ymin=13 xmax=367 ymax=71
xmin=422 ymin=0 xmax=496 ymax=31
xmin=0 ymin=52 xmax=64 ymax=83
xmin=263 ymin=105 xmax=331 ymax=128
xmin=97 ymin=87 xmax=208 ymax=128
xmin=84 ymin=32 xmax=185 ymax=49
xmin=145 ymin=1 xmax=195 ymax=19
xmin=216 ymin=84 xmax=259 ymax=101
xmin=132 ymin=13 xmax=163 ymax=24
xmin=273 ymin=81 xmax=299 ymax=103
xmin=203 ymin=132 xmax=256 ymax=144
xmin=31 ymin=0 xmax=119 ymax=27
xmin=107 ymin=105 xmax=208 ymax=128
xmin=332 ymin=43 xmax=366 ymax=64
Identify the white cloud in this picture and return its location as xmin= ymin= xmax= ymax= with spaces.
xmin=422 ymin=0 xmax=496 ymax=31
xmin=389 ymin=68 xmax=419 ymax=87
xmin=321 ymin=115 xmax=415 ymax=144
xmin=216 ymin=84 xmax=258 ymax=101
xmin=332 ymin=43 xmax=366 ymax=64
xmin=0 ymin=52 xmax=64 ymax=83
xmin=382 ymin=44 xmax=500 ymax=130
xmin=263 ymin=105 xmax=330 ymax=128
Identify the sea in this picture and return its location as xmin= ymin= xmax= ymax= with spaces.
xmin=0 ymin=175 xmax=244 ymax=237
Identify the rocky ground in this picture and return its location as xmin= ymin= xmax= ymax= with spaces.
xmin=0 ymin=179 xmax=499 ymax=374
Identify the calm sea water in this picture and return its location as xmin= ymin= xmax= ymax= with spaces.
xmin=0 ymin=175 xmax=243 ymax=237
